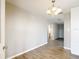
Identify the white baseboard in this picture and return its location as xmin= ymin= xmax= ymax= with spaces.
xmin=64 ymin=47 xmax=79 ymax=56
xmin=7 ymin=42 xmax=48 ymax=59
xmin=72 ymin=52 xmax=79 ymax=56
xmin=64 ymin=47 xmax=71 ymax=50
xmin=71 ymin=51 xmax=79 ymax=56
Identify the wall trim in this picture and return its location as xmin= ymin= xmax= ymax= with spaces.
xmin=71 ymin=51 xmax=79 ymax=56
xmin=7 ymin=42 xmax=48 ymax=59
xmin=64 ymin=47 xmax=71 ymax=50
xmin=64 ymin=47 xmax=79 ymax=56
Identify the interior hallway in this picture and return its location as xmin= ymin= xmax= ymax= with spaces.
xmin=13 ymin=39 xmax=70 ymax=59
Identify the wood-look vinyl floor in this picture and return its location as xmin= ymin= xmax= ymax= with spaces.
xmin=13 ymin=40 xmax=70 ymax=59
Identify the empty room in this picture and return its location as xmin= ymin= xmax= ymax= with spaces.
xmin=0 ymin=0 xmax=79 ymax=59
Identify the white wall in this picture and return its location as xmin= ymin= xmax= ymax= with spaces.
xmin=71 ymin=7 xmax=79 ymax=55
xmin=64 ymin=13 xmax=71 ymax=49
xmin=6 ymin=3 xmax=48 ymax=58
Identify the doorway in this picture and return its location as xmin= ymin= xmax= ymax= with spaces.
xmin=48 ymin=23 xmax=64 ymax=47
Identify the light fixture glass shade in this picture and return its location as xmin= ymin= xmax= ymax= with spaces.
xmin=47 ymin=7 xmax=62 ymax=16
xmin=47 ymin=4 xmax=62 ymax=16
xmin=54 ymin=8 xmax=62 ymax=15
xmin=52 ymin=7 xmax=57 ymax=11
xmin=47 ymin=0 xmax=62 ymax=16
xmin=47 ymin=9 xmax=52 ymax=15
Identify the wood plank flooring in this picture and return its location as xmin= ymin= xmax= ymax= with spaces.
xmin=13 ymin=40 xmax=70 ymax=59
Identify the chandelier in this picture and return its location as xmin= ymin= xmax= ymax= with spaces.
xmin=47 ymin=0 xmax=62 ymax=16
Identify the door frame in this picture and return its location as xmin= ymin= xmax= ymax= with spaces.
xmin=0 ymin=0 xmax=5 ymax=59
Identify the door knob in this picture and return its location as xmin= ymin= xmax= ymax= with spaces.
xmin=3 ymin=46 xmax=7 ymax=50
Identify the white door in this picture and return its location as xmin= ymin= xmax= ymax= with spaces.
xmin=0 ymin=0 xmax=5 ymax=59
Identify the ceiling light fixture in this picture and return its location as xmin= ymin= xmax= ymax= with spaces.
xmin=47 ymin=0 xmax=63 ymax=16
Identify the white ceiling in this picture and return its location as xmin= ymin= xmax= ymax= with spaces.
xmin=6 ymin=0 xmax=79 ymax=23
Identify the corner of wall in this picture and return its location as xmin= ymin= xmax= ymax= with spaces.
xmin=64 ymin=47 xmax=71 ymax=50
